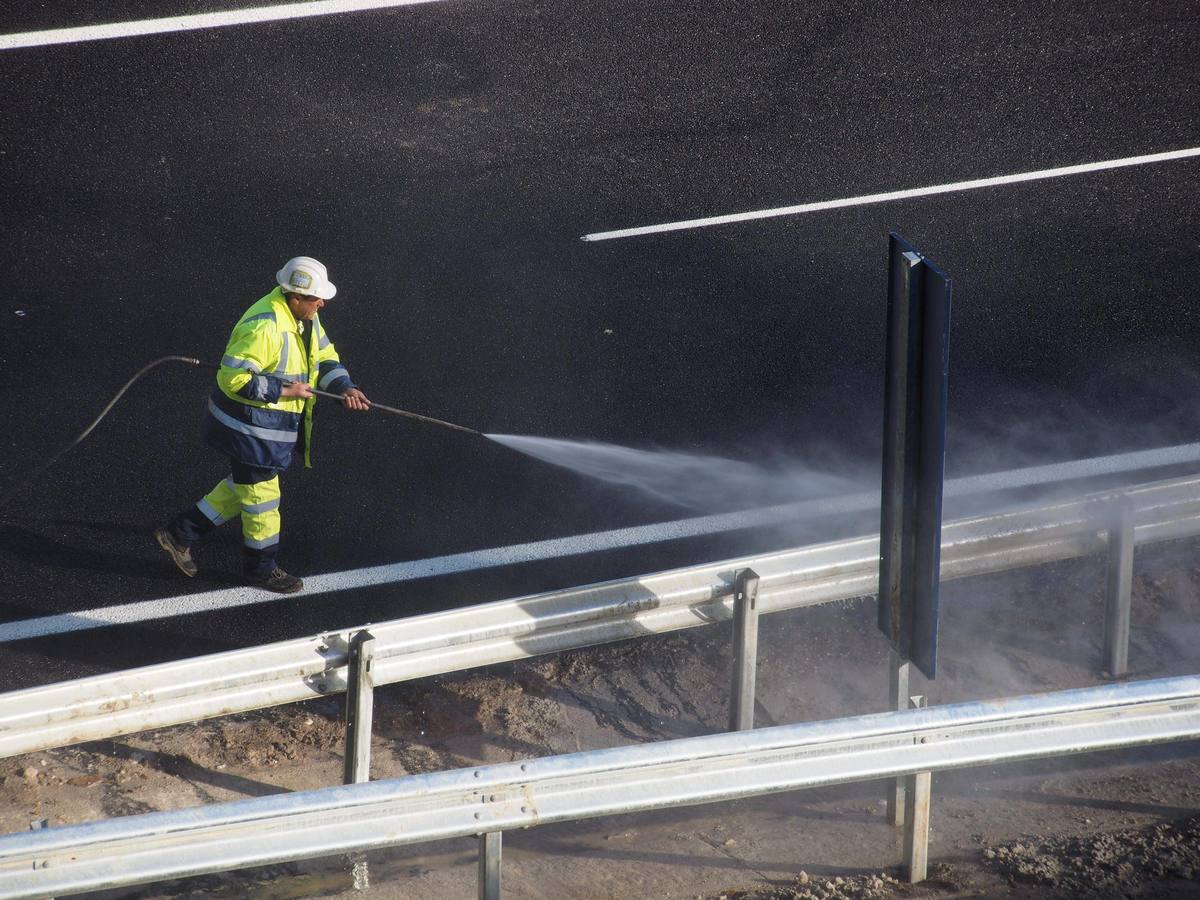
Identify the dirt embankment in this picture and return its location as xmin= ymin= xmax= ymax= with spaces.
xmin=714 ymin=815 xmax=1200 ymax=899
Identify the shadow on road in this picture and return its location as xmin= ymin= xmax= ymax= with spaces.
xmin=0 ymin=523 xmax=176 ymax=581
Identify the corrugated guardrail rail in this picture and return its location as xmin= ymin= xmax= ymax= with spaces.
xmin=2 ymin=473 xmax=1200 ymax=759
xmin=0 ymin=673 xmax=1197 ymax=897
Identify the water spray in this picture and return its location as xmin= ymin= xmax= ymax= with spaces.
xmin=6 ymin=356 xmax=1200 ymax=518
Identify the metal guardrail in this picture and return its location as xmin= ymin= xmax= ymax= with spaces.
xmin=1 ymin=673 xmax=1197 ymax=897
xmin=3 ymin=474 xmax=1200 ymax=760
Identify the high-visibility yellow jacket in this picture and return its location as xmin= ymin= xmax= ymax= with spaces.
xmin=204 ymin=287 xmax=354 ymax=470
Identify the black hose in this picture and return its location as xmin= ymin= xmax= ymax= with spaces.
xmin=0 ymin=356 xmax=205 ymax=512
xmin=0 ymin=354 xmax=482 ymax=514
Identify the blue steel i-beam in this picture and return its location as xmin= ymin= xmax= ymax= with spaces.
xmin=878 ymin=233 xmax=952 ymax=679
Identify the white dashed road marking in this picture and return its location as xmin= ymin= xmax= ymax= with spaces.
xmin=582 ymin=146 xmax=1200 ymax=241
xmin=0 ymin=0 xmax=448 ymax=51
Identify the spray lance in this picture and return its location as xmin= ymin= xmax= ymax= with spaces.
xmin=0 ymin=356 xmax=481 ymax=511
xmin=187 ymin=360 xmax=480 ymax=435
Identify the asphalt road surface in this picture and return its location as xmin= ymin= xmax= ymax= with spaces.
xmin=1 ymin=1 xmax=1198 ymax=688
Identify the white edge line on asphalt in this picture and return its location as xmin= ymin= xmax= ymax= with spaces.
xmin=0 ymin=0 xmax=447 ymax=51
xmin=581 ymin=146 xmax=1200 ymax=241
xmin=4 ymin=441 xmax=1200 ymax=643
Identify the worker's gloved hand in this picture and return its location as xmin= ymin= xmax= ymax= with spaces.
xmin=341 ymin=388 xmax=371 ymax=411
xmin=280 ymin=381 xmax=314 ymax=399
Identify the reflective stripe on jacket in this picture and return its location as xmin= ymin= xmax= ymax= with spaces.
xmin=204 ymin=287 xmax=355 ymax=470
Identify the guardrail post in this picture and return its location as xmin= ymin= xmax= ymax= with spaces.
xmin=478 ymin=831 xmax=502 ymax=900
xmin=344 ymin=629 xmax=376 ymax=784
xmin=29 ymin=820 xmax=51 ymax=899
xmin=903 ymin=695 xmax=931 ymax=883
xmin=886 ymin=649 xmax=910 ymax=825
xmin=729 ymin=568 xmax=761 ymax=732
xmin=1104 ymin=498 xmax=1134 ymax=677
xmin=344 ymin=629 xmax=375 ymax=890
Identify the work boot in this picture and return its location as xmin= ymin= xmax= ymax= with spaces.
xmin=155 ymin=528 xmax=197 ymax=577
xmin=245 ymin=566 xmax=304 ymax=594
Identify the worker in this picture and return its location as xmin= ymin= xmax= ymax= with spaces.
xmin=155 ymin=257 xmax=370 ymax=593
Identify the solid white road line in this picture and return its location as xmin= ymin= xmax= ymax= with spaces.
xmin=3 ymin=441 xmax=1199 ymax=643
xmin=581 ymin=146 xmax=1200 ymax=241
xmin=0 ymin=494 xmax=867 ymax=644
xmin=0 ymin=0 xmax=447 ymax=51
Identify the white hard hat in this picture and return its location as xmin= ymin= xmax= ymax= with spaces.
xmin=276 ymin=256 xmax=337 ymax=300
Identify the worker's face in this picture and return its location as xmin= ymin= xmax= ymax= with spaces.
xmin=285 ymin=292 xmax=325 ymax=321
